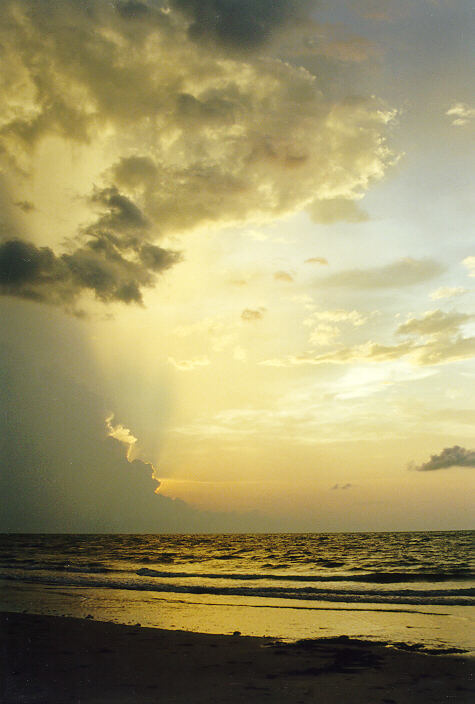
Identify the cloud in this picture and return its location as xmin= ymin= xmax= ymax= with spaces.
xmin=397 ymin=310 xmax=472 ymax=338
xmin=308 ymin=197 xmax=369 ymax=224
xmin=0 ymin=300 xmax=274 ymax=531
xmin=168 ymin=356 xmax=210 ymax=371
xmin=430 ymin=287 xmax=468 ymax=300
xmin=304 ymin=309 xmax=369 ymax=346
xmin=14 ymin=200 xmax=35 ymax=213
xmin=305 ymin=257 xmax=328 ymax=265
xmin=304 ymin=309 xmax=369 ymax=326
xmin=274 ymin=270 xmax=294 ymax=283
xmin=0 ymin=235 xmax=181 ymax=310
xmin=446 ymin=103 xmax=475 ymax=127
xmin=318 ymin=258 xmax=444 ymax=289
xmin=261 ymin=333 xmax=475 ymax=368
xmin=411 ymin=446 xmax=475 ymax=472
xmin=0 ymin=0 xmax=397 ymax=313
xmin=169 ymin=0 xmax=308 ymax=51
xmin=105 ymin=414 xmax=140 ymax=463
xmin=463 ymin=256 xmax=475 ymax=277
xmin=241 ymin=308 xmax=265 ymax=322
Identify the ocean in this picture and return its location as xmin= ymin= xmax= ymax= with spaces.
xmin=0 ymin=531 xmax=473 ymax=652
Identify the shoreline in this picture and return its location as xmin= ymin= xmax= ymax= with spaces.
xmin=1 ymin=611 xmax=473 ymax=703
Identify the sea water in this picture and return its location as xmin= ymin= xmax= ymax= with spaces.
xmin=0 ymin=532 xmax=473 ymax=651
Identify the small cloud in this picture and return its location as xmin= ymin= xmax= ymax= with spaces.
xmin=241 ymin=308 xmax=266 ymax=322
xmin=168 ymin=356 xmax=210 ymax=371
xmin=305 ymin=257 xmax=328 ymax=265
xmin=446 ymin=103 xmax=475 ymax=127
xmin=463 ymin=256 xmax=475 ymax=277
xmin=331 ymin=483 xmax=353 ymax=490
xmin=105 ymin=414 xmax=138 ymax=462
xmin=14 ymin=200 xmax=35 ymax=213
xmin=430 ymin=287 xmax=468 ymax=300
xmin=274 ymin=270 xmax=294 ymax=283
xmin=410 ymin=446 xmax=475 ymax=472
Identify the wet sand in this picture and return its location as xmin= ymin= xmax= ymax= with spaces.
xmin=1 ymin=611 xmax=473 ymax=703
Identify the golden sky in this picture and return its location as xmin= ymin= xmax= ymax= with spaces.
xmin=0 ymin=0 xmax=473 ymax=532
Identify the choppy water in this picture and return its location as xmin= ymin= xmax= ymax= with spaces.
xmin=0 ymin=532 xmax=473 ymax=649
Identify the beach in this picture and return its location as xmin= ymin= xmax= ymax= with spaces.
xmin=1 ymin=611 xmax=473 ymax=704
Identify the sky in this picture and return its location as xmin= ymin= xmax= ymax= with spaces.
xmin=0 ymin=0 xmax=474 ymax=532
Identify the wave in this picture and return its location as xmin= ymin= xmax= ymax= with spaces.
xmin=1 ymin=571 xmax=473 ymax=607
xmin=136 ymin=567 xmax=474 ymax=584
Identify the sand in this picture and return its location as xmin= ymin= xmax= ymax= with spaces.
xmin=1 ymin=611 xmax=473 ymax=703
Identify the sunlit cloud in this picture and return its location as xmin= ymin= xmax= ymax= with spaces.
xmin=168 ymin=356 xmax=211 ymax=371
xmin=305 ymin=257 xmax=328 ymax=265
xmin=430 ymin=287 xmax=468 ymax=300
xmin=463 ymin=256 xmax=475 ymax=277
xmin=0 ymin=0 xmax=397 ymax=314
xmin=446 ymin=103 xmax=475 ymax=127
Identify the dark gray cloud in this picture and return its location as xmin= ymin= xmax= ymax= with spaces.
xmin=0 ymin=236 xmax=181 ymax=309
xmin=0 ymin=184 xmax=182 ymax=310
xmin=411 ymin=446 xmax=475 ymax=472
xmin=169 ymin=0 xmax=308 ymax=50
xmin=318 ymin=258 xmax=444 ymax=289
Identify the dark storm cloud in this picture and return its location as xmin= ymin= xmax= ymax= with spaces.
xmin=411 ymin=446 xmax=475 ymax=472
xmin=0 ymin=184 xmax=181 ymax=309
xmin=169 ymin=0 xmax=308 ymax=50
xmin=0 ymin=235 xmax=181 ymax=309
xmin=0 ymin=300 xmax=277 ymax=532
xmin=115 ymin=1 xmax=151 ymax=19
xmin=89 ymin=186 xmax=149 ymax=234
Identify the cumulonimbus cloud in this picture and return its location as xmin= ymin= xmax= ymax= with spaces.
xmin=0 ymin=0 xmax=397 ymax=312
xmin=410 ymin=446 xmax=475 ymax=472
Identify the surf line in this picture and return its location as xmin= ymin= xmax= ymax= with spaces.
xmin=148 ymin=596 xmax=446 ymax=617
